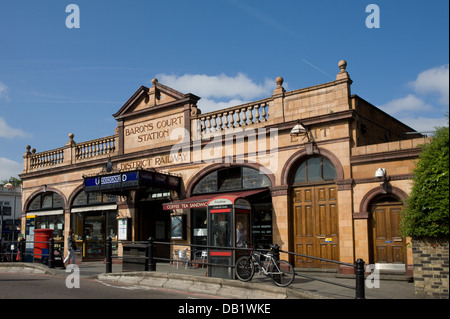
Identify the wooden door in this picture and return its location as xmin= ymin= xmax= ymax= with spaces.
xmin=371 ymin=203 xmax=405 ymax=264
xmin=292 ymin=185 xmax=339 ymax=268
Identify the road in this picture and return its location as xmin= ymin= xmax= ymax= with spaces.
xmin=0 ymin=272 xmax=224 ymax=299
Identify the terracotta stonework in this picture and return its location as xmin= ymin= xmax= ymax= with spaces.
xmin=20 ymin=60 xmax=427 ymax=273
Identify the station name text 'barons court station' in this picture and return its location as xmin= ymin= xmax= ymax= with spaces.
xmin=20 ymin=60 xmax=427 ymax=276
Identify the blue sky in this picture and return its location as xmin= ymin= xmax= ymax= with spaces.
xmin=0 ymin=0 xmax=448 ymax=180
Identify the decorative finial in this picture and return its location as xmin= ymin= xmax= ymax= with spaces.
xmin=276 ymin=76 xmax=284 ymax=87
xmin=67 ymin=133 xmax=76 ymax=146
xmin=24 ymin=145 xmax=32 ymax=157
xmin=152 ymin=78 xmax=158 ymax=86
xmin=273 ymin=76 xmax=286 ymax=96
xmin=338 ymin=60 xmax=347 ymax=73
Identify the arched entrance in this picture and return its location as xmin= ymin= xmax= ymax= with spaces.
xmin=290 ymin=155 xmax=339 ymax=268
xmin=369 ymin=195 xmax=406 ymax=264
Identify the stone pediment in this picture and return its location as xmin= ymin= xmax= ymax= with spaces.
xmin=113 ymin=79 xmax=200 ymax=121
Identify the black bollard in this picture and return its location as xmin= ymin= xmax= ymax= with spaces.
xmin=148 ymin=237 xmax=156 ymax=271
xmin=355 ymin=258 xmax=366 ymax=299
xmin=105 ymin=237 xmax=112 ymax=273
xmin=20 ymin=237 xmax=26 ymax=262
xmin=48 ymin=237 xmax=55 ymax=268
xmin=272 ymin=244 xmax=280 ymax=262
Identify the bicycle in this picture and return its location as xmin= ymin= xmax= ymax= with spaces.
xmin=235 ymin=243 xmax=295 ymax=287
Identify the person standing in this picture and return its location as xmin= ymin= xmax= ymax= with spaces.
xmin=64 ymin=229 xmax=77 ymax=266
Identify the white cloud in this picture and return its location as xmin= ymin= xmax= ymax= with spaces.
xmin=0 ymin=157 xmax=22 ymax=181
xmin=156 ymin=73 xmax=275 ymax=114
xmin=378 ymin=64 xmax=449 ymax=133
xmin=398 ymin=116 xmax=449 ymax=134
xmin=0 ymin=82 xmax=9 ymax=100
xmin=409 ymin=64 xmax=449 ymax=105
xmin=0 ymin=117 xmax=29 ymax=139
xmin=379 ymin=94 xmax=432 ymax=115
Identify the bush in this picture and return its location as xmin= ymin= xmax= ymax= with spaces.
xmin=401 ymin=124 xmax=449 ymax=239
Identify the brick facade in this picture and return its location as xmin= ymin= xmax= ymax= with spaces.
xmin=412 ymin=238 xmax=449 ymax=299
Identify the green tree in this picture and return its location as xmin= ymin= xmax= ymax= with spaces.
xmin=0 ymin=176 xmax=22 ymax=188
xmin=401 ymin=121 xmax=449 ymax=239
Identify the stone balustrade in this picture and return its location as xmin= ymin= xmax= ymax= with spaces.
xmin=24 ymin=134 xmax=118 ymax=173
xmin=196 ymin=98 xmax=271 ymax=135
xmin=75 ymin=135 xmax=117 ymax=160
xmin=29 ymin=147 xmax=65 ymax=169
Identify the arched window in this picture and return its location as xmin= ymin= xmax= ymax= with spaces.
xmin=193 ymin=166 xmax=272 ymax=195
xmin=293 ymin=156 xmax=337 ymax=184
xmin=72 ymin=191 xmax=118 ymax=207
xmin=28 ymin=192 xmax=64 ymax=211
xmin=26 ymin=192 xmax=65 ymax=236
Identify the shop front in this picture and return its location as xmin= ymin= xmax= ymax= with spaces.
xmin=24 ymin=191 xmax=65 ymax=261
xmin=70 ymin=191 xmax=119 ymax=260
xmin=163 ymin=165 xmax=273 ymax=275
xmin=82 ymin=168 xmax=181 ymax=260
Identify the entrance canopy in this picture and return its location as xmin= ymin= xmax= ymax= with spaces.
xmin=162 ymin=188 xmax=269 ymax=210
xmin=84 ymin=169 xmax=181 ymax=194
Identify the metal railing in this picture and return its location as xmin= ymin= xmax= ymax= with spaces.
xmin=1 ymin=237 xmax=366 ymax=299
xmin=104 ymin=238 xmax=366 ymax=299
xmin=0 ymin=238 xmax=55 ymax=263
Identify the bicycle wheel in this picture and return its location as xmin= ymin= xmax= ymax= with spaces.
xmin=270 ymin=260 xmax=295 ymax=287
xmin=235 ymin=256 xmax=255 ymax=282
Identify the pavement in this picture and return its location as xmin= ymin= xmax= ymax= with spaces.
xmin=0 ymin=261 xmax=417 ymax=299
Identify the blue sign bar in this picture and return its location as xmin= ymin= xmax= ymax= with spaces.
xmin=84 ymin=169 xmax=179 ymax=193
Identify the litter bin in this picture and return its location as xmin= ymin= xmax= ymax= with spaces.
xmin=122 ymin=244 xmax=147 ymax=272
xmin=34 ymin=229 xmax=54 ymax=263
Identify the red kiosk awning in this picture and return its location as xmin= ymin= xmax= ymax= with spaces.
xmin=162 ymin=189 xmax=268 ymax=211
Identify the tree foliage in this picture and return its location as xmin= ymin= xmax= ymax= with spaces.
xmin=401 ymin=123 xmax=449 ymax=239
xmin=0 ymin=176 xmax=22 ymax=188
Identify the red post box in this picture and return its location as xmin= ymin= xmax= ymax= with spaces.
xmin=34 ymin=229 xmax=54 ymax=261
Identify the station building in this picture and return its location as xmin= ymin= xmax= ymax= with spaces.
xmin=20 ymin=60 xmax=427 ymax=275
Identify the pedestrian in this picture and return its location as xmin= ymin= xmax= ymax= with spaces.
xmin=64 ymin=229 xmax=77 ymax=266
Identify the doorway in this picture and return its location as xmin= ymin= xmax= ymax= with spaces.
xmin=292 ymin=184 xmax=339 ymax=268
xmin=83 ymin=212 xmax=105 ymax=259
xmin=138 ymin=199 xmax=171 ymax=261
xmin=370 ymin=197 xmax=405 ymax=264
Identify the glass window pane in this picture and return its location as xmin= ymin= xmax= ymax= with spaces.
xmin=209 ymin=212 xmax=232 ymax=247
xmin=52 ymin=193 xmax=64 ymax=208
xmin=103 ymin=194 xmax=118 ymax=203
xmin=88 ymin=192 xmax=102 ymax=204
xmin=323 ymin=158 xmax=337 ymax=180
xmin=243 ymin=167 xmax=272 ymax=188
xmin=29 ymin=196 xmax=41 ymax=210
xmin=73 ymin=191 xmax=88 ymax=206
xmin=41 ymin=193 xmax=53 ymax=208
xmin=218 ymin=167 xmax=241 ymax=191
xmin=293 ymin=162 xmax=306 ymax=183
xmin=193 ymin=172 xmax=218 ymax=194
xmin=307 ymin=157 xmax=322 ymax=181
xmin=106 ymin=211 xmax=118 ymax=239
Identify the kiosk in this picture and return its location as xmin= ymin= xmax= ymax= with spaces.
xmin=207 ymin=195 xmax=251 ymax=279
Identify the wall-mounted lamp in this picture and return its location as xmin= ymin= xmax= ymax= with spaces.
xmin=290 ymin=120 xmax=308 ymax=136
xmin=43 ymin=184 xmax=48 ymax=193
xmin=290 ymin=120 xmax=316 ymax=154
xmin=375 ymin=168 xmax=387 ymax=193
